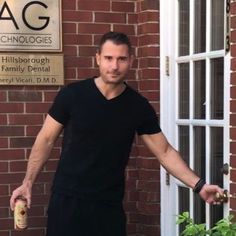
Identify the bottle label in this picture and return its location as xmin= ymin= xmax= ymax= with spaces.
xmin=14 ymin=199 xmax=27 ymax=230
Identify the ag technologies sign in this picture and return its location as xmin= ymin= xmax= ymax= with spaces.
xmin=0 ymin=0 xmax=62 ymax=51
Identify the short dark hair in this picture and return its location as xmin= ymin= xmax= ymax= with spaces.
xmin=98 ymin=31 xmax=132 ymax=55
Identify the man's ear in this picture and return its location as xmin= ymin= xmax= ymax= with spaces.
xmin=96 ymin=53 xmax=100 ymax=66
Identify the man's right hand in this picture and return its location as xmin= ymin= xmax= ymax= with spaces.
xmin=10 ymin=182 xmax=32 ymax=211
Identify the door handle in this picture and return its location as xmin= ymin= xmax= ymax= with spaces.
xmin=215 ymin=190 xmax=229 ymax=203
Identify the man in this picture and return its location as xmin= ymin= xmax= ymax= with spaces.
xmin=10 ymin=31 xmax=223 ymax=236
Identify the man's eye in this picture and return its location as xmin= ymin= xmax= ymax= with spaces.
xmin=119 ymin=57 xmax=128 ymax=62
xmin=105 ymin=57 xmax=112 ymax=61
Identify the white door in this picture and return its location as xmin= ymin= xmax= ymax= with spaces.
xmin=160 ymin=0 xmax=230 ymax=235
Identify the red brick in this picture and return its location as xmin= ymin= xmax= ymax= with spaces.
xmin=63 ymin=46 xmax=77 ymax=56
xmin=0 ymin=138 xmax=8 ymax=148
xmin=138 ymin=23 xmax=159 ymax=34
xmin=32 ymin=183 xmax=45 ymax=195
xmin=26 ymin=126 xmax=41 ymax=136
xmin=64 ymin=68 xmax=77 ymax=80
xmin=78 ymin=1 xmax=110 ymax=11
xmin=95 ymin=12 xmax=126 ymax=23
xmin=232 ymin=2 xmax=236 ymax=14
xmin=127 ymin=223 xmax=137 ymax=234
xmin=9 ymin=161 xmax=27 ymax=172
xmin=231 ymin=30 xmax=236 ymax=43
xmin=0 ymin=149 xmax=25 ymax=160
xmin=138 ymin=11 xmax=159 ymax=23
xmin=0 ymin=91 xmax=6 ymax=101
xmin=44 ymin=91 xmax=58 ymax=102
xmin=136 ymin=158 xmax=159 ymax=169
xmin=112 ymin=2 xmax=135 ymax=12
xmin=141 ymin=0 xmax=159 ymax=11
xmin=0 ymin=126 xmax=24 ymax=136
xmin=139 ymin=68 xmax=160 ymax=80
xmin=231 ymin=72 xmax=236 ymax=85
xmin=31 ymin=194 xmax=50 ymax=206
xmin=0 ymin=231 xmax=9 ymax=236
xmin=139 ymin=224 xmax=160 ymax=236
xmin=63 ymin=34 xmax=81 ymax=45
xmin=77 ymin=68 xmax=99 ymax=79
xmin=113 ymin=24 xmax=135 ymax=35
xmin=137 ymin=181 xmax=160 ymax=192
xmin=231 ymin=100 xmax=236 ymax=113
xmin=79 ymin=46 xmax=97 ymax=57
xmin=8 ymin=114 xmax=43 ymax=125
xmin=11 ymin=229 xmax=45 ymax=236
xmin=25 ymin=103 xmax=51 ymax=113
xmin=231 ymin=169 xmax=236 ymax=182
xmin=8 ymin=91 xmax=42 ymax=102
xmin=0 ymin=173 xmax=25 ymax=184
xmin=0 ymin=208 xmax=9 ymax=218
xmin=128 ymin=13 xmax=138 ymax=24
xmin=137 ymin=202 xmax=160 ymax=214
xmin=10 ymin=137 xmax=35 ymax=148
xmin=138 ymin=46 xmax=159 ymax=57
xmin=62 ymin=0 xmax=76 ymax=10
xmin=139 ymin=34 xmax=159 ymax=46
xmin=0 ymin=103 xmax=24 ymax=113
xmin=0 ymin=162 xmax=8 ymax=172
xmin=63 ymin=23 xmax=76 ymax=34
xmin=63 ymin=11 xmax=93 ymax=22
xmin=232 ymin=16 xmax=236 ymax=30
xmin=0 ymin=115 xmax=7 ymax=125
xmin=28 ymin=206 xmax=44 ymax=217
xmin=64 ymin=56 xmax=92 ymax=68
xmin=78 ymin=23 xmax=110 ymax=34
xmin=44 ymin=160 xmax=59 ymax=171
xmin=139 ymin=214 xmax=160 ymax=225
xmin=139 ymin=191 xmax=160 ymax=202
xmin=123 ymin=201 xmax=137 ymax=212
xmin=0 ymin=185 xmax=9 ymax=195
xmin=139 ymin=170 xmax=160 ymax=181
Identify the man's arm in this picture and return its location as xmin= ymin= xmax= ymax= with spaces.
xmin=141 ymin=132 xmax=223 ymax=204
xmin=10 ymin=114 xmax=63 ymax=210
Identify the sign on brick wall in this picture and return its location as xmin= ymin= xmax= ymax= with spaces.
xmin=0 ymin=0 xmax=62 ymax=51
xmin=0 ymin=54 xmax=64 ymax=85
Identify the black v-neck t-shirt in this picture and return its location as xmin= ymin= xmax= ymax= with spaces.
xmin=48 ymin=77 xmax=161 ymax=202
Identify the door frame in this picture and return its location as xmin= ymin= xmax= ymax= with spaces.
xmin=160 ymin=0 xmax=230 ymax=235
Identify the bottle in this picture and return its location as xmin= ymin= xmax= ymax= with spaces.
xmin=14 ymin=196 xmax=28 ymax=230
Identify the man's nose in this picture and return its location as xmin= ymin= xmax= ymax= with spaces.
xmin=111 ymin=60 xmax=119 ymax=70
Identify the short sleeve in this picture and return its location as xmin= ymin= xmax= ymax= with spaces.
xmin=48 ymin=86 xmax=73 ymax=126
xmin=136 ymin=99 xmax=161 ymax=135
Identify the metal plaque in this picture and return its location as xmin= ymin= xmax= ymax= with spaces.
xmin=0 ymin=53 xmax=64 ymax=85
xmin=0 ymin=0 xmax=62 ymax=51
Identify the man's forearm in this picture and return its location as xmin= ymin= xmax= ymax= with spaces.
xmin=23 ymin=133 xmax=54 ymax=187
xmin=159 ymin=146 xmax=200 ymax=189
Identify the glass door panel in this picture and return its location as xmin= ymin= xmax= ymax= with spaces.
xmin=211 ymin=58 xmax=224 ymax=119
xmin=194 ymin=61 xmax=206 ymax=119
xmin=210 ymin=127 xmax=224 ymax=226
xmin=179 ymin=63 xmax=190 ymax=119
xmin=179 ymin=126 xmax=190 ymax=164
xmin=211 ymin=0 xmax=225 ymax=51
xmin=179 ymin=0 xmax=190 ymax=56
xmin=194 ymin=0 xmax=206 ymax=53
xmin=194 ymin=126 xmax=206 ymax=179
xmin=178 ymin=187 xmax=190 ymax=234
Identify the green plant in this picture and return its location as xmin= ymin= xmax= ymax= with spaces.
xmin=176 ymin=212 xmax=236 ymax=236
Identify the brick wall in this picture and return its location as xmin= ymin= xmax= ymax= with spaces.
xmin=0 ymin=0 xmax=161 ymax=236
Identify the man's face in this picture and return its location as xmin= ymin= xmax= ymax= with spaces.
xmin=96 ymin=40 xmax=133 ymax=85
